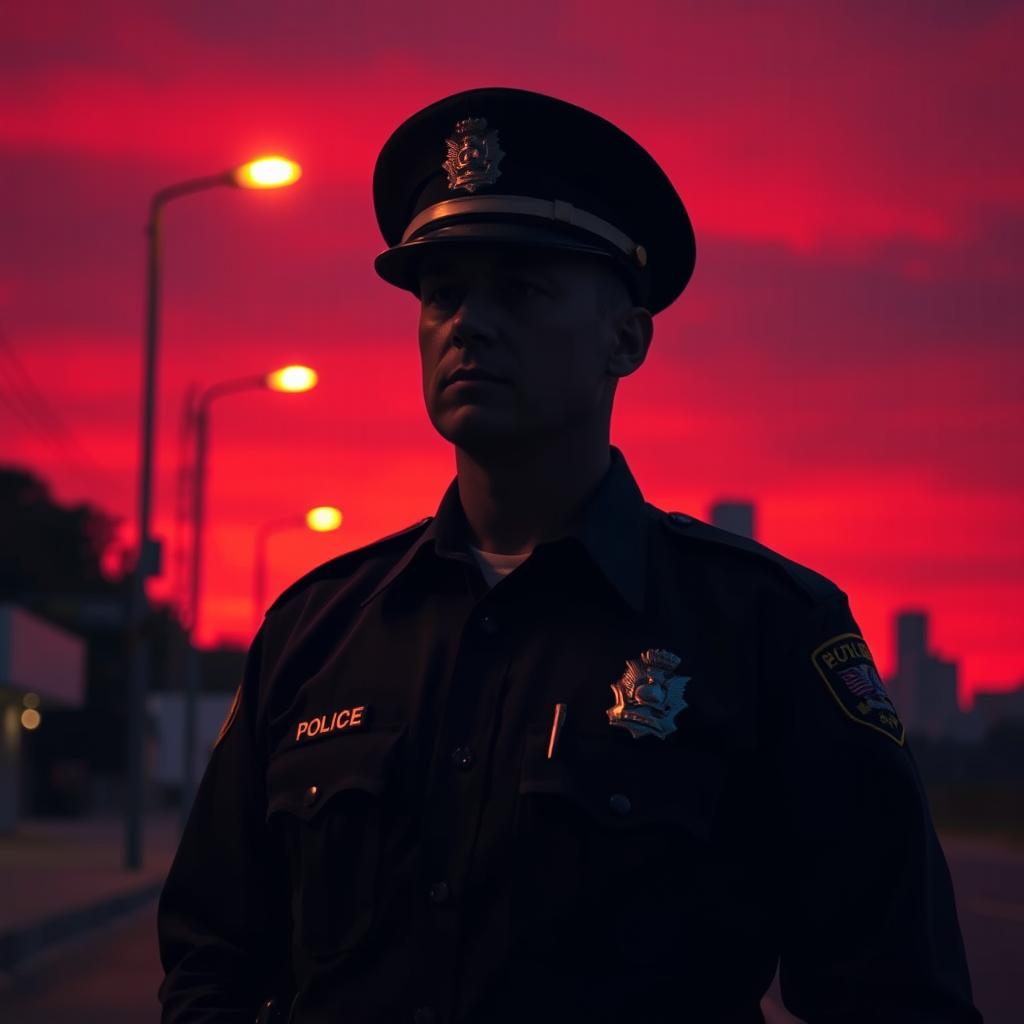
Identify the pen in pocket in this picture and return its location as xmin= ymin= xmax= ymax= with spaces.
xmin=547 ymin=702 xmax=567 ymax=759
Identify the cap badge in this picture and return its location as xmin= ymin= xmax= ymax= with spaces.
xmin=607 ymin=648 xmax=690 ymax=740
xmin=443 ymin=116 xmax=505 ymax=193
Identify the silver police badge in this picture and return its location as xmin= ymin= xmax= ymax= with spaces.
xmin=607 ymin=648 xmax=690 ymax=740
xmin=443 ymin=116 xmax=504 ymax=192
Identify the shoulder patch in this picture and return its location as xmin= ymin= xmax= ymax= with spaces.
xmin=213 ymin=684 xmax=242 ymax=749
xmin=653 ymin=506 xmax=839 ymax=604
xmin=266 ymin=516 xmax=433 ymax=615
xmin=811 ymin=633 xmax=905 ymax=745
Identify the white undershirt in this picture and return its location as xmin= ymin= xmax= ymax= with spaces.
xmin=468 ymin=545 xmax=532 ymax=589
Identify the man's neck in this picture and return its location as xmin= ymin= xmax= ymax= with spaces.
xmin=454 ymin=434 xmax=611 ymax=555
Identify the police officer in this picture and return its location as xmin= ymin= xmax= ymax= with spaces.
xmin=158 ymin=87 xmax=981 ymax=1023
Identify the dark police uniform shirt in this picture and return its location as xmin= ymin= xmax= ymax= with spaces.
xmin=158 ymin=447 xmax=980 ymax=1024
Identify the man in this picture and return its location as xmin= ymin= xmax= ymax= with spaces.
xmin=158 ymin=87 xmax=981 ymax=1023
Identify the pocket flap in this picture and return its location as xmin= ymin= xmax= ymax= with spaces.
xmin=518 ymin=731 xmax=725 ymax=840
xmin=266 ymin=727 xmax=404 ymax=823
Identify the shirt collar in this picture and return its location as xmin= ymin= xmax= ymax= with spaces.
xmin=361 ymin=446 xmax=649 ymax=612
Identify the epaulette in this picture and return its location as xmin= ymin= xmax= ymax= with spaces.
xmin=266 ymin=516 xmax=433 ymax=615
xmin=651 ymin=506 xmax=841 ymax=604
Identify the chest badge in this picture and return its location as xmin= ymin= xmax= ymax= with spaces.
xmin=607 ymin=648 xmax=691 ymax=740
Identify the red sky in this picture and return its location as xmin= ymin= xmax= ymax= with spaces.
xmin=1 ymin=1 xmax=1021 ymax=705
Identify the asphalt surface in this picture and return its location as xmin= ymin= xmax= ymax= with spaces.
xmin=0 ymin=903 xmax=163 ymax=1023
xmin=944 ymin=835 xmax=1024 ymax=1023
xmin=0 ymin=835 xmax=1019 ymax=1023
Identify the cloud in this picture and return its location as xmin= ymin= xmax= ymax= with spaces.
xmin=3 ymin=1 xmax=1022 ymax=254
xmin=1 ymin=2 xmax=1021 ymax=693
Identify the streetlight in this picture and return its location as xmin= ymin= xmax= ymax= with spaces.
xmin=180 ymin=365 xmax=317 ymax=820
xmin=252 ymin=506 xmax=344 ymax=633
xmin=126 ymin=154 xmax=301 ymax=870
xmin=233 ymin=157 xmax=302 ymax=190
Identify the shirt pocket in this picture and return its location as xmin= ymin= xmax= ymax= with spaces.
xmin=266 ymin=727 xmax=404 ymax=958
xmin=511 ymin=730 xmax=727 ymax=956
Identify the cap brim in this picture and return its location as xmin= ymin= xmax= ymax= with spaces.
xmin=373 ymin=221 xmax=617 ymax=294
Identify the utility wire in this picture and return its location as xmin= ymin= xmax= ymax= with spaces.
xmin=0 ymin=343 xmax=65 ymax=450
xmin=0 ymin=326 xmax=119 ymax=496
xmin=0 ymin=364 xmax=50 ymax=447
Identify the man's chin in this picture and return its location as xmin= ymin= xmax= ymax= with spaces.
xmin=432 ymin=409 xmax=542 ymax=462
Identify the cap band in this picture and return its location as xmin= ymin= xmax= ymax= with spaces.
xmin=402 ymin=195 xmax=641 ymax=261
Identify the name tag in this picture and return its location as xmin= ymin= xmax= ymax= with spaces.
xmin=295 ymin=705 xmax=368 ymax=743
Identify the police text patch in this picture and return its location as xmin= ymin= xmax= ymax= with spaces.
xmin=295 ymin=705 xmax=368 ymax=743
xmin=811 ymin=633 xmax=905 ymax=745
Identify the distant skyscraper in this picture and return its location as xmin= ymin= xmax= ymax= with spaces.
xmin=896 ymin=612 xmax=928 ymax=663
xmin=889 ymin=610 xmax=961 ymax=739
xmin=710 ymin=500 xmax=756 ymax=540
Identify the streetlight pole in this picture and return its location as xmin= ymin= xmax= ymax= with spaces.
xmin=182 ymin=375 xmax=260 ymax=820
xmin=252 ymin=518 xmax=299 ymax=636
xmin=126 ymin=174 xmax=232 ymax=871
xmin=252 ymin=506 xmax=343 ymax=634
xmin=181 ymin=369 xmax=316 ymax=819
xmin=125 ymin=157 xmax=302 ymax=870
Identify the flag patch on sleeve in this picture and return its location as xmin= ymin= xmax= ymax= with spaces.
xmin=811 ymin=633 xmax=905 ymax=746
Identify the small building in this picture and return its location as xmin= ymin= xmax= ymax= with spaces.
xmin=972 ymin=682 xmax=1024 ymax=731
xmin=147 ymin=691 xmax=235 ymax=802
xmin=0 ymin=604 xmax=85 ymax=832
xmin=709 ymin=500 xmax=757 ymax=541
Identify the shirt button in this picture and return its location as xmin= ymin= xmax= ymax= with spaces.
xmin=608 ymin=792 xmax=632 ymax=816
xmin=479 ymin=613 xmax=497 ymax=634
xmin=428 ymin=881 xmax=450 ymax=904
xmin=303 ymin=785 xmax=319 ymax=807
xmin=450 ymin=746 xmax=475 ymax=770
xmin=413 ymin=1008 xmax=436 ymax=1024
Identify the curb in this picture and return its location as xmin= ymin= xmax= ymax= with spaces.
xmin=0 ymin=880 xmax=163 ymax=971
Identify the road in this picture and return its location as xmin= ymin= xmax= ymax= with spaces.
xmin=0 ymin=903 xmax=163 ymax=1023
xmin=1 ymin=835 xmax=1020 ymax=1022
xmin=944 ymin=835 xmax=1024 ymax=1022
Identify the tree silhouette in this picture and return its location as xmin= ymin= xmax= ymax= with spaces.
xmin=0 ymin=466 xmax=121 ymax=600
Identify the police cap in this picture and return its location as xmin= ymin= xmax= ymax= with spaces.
xmin=372 ymin=86 xmax=696 ymax=315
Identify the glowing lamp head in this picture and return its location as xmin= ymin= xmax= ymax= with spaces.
xmin=234 ymin=156 xmax=302 ymax=190
xmin=266 ymin=365 xmax=318 ymax=393
xmin=21 ymin=708 xmax=41 ymax=731
xmin=306 ymin=506 xmax=343 ymax=532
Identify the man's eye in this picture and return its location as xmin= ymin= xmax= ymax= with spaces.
xmin=425 ymin=285 xmax=458 ymax=307
xmin=507 ymin=279 xmax=543 ymax=298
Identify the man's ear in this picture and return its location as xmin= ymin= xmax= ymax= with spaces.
xmin=607 ymin=307 xmax=654 ymax=379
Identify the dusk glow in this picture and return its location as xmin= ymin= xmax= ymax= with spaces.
xmin=0 ymin=1 xmax=1020 ymax=705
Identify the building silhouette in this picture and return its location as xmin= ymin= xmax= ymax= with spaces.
xmin=710 ymin=500 xmax=756 ymax=540
xmin=888 ymin=610 xmax=961 ymax=739
xmin=972 ymin=682 xmax=1024 ymax=731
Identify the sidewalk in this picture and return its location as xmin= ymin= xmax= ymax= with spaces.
xmin=0 ymin=814 xmax=179 ymax=972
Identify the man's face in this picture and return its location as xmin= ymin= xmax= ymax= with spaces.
xmin=416 ymin=243 xmax=630 ymax=459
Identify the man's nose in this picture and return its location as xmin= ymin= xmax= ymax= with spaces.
xmin=450 ymin=286 xmax=499 ymax=349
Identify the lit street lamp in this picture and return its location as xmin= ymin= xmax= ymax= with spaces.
xmin=126 ymin=154 xmax=301 ymax=870
xmin=252 ymin=506 xmax=343 ymax=633
xmin=233 ymin=157 xmax=302 ymax=190
xmin=180 ymin=365 xmax=317 ymax=820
